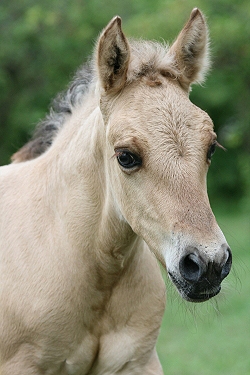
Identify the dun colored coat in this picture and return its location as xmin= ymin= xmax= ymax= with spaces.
xmin=0 ymin=9 xmax=232 ymax=375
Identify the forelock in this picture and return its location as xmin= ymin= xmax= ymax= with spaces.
xmin=127 ymin=40 xmax=180 ymax=83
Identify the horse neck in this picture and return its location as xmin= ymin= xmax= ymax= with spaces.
xmin=41 ymin=86 xmax=139 ymax=273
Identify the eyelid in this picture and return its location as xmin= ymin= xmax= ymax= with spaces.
xmin=114 ymin=147 xmax=141 ymax=159
xmin=114 ymin=148 xmax=129 ymax=156
xmin=114 ymin=137 xmax=144 ymax=157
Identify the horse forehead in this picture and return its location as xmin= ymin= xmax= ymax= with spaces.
xmin=109 ymin=79 xmax=213 ymax=138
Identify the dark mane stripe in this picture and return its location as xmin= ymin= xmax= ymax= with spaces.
xmin=12 ymin=62 xmax=93 ymax=162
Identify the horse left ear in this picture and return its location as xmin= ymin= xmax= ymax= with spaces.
xmin=97 ymin=16 xmax=130 ymax=93
xmin=169 ymin=8 xmax=210 ymax=91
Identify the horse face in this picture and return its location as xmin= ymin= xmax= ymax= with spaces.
xmin=98 ymin=10 xmax=232 ymax=301
xmin=105 ymin=80 xmax=231 ymax=302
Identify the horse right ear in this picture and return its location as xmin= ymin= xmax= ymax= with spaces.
xmin=169 ymin=8 xmax=210 ymax=91
xmin=96 ymin=16 xmax=130 ymax=94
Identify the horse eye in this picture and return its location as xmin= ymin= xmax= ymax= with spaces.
xmin=207 ymin=142 xmax=217 ymax=161
xmin=116 ymin=150 xmax=142 ymax=169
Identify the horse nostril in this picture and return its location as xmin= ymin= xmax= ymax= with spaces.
xmin=221 ymin=247 xmax=232 ymax=280
xmin=180 ymin=247 xmax=232 ymax=284
xmin=179 ymin=252 xmax=205 ymax=283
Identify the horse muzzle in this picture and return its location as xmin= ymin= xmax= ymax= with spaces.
xmin=168 ymin=244 xmax=232 ymax=302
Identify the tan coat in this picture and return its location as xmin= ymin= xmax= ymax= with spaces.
xmin=0 ymin=9 xmax=231 ymax=374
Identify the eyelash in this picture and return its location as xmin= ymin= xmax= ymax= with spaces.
xmin=207 ymin=141 xmax=225 ymax=162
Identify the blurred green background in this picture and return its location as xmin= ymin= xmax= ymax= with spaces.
xmin=0 ymin=0 xmax=249 ymax=374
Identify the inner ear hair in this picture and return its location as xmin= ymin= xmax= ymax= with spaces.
xmin=97 ymin=16 xmax=130 ymax=93
xmin=169 ymin=8 xmax=210 ymax=91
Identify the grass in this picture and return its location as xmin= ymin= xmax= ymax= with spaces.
xmin=157 ymin=210 xmax=250 ymax=375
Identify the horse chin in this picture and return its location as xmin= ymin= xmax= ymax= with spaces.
xmin=168 ymin=272 xmax=221 ymax=303
xmin=179 ymin=286 xmax=221 ymax=303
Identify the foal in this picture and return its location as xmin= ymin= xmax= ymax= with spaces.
xmin=0 ymin=9 xmax=231 ymax=375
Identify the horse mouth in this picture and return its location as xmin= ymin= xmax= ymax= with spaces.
xmin=182 ymin=287 xmax=221 ymax=302
xmin=168 ymin=272 xmax=221 ymax=303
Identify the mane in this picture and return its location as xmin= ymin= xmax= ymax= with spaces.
xmin=11 ymin=62 xmax=94 ymax=162
xmin=12 ymin=40 xmax=179 ymax=163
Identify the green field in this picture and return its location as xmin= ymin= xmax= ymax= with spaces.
xmin=157 ymin=211 xmax=250 ymax=375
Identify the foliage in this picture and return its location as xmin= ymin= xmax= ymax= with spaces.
xmin=0 ymin=0 xmax=249 ymax=210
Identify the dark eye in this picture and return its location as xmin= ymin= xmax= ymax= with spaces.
xmin=116 ymin=150 xmax=142 ymax=169
xmin=207 ymin=142 xmax=217 ymax=161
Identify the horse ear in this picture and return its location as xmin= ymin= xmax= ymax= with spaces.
xmin=169 ymin=8 xmax=210 ymax=91
xmin=97 ymin=16 xmax=130 ymax=93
